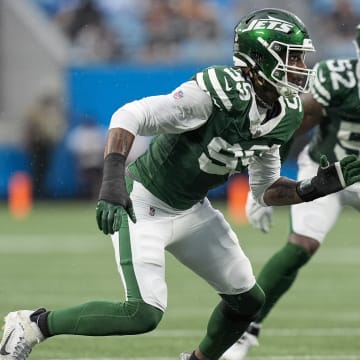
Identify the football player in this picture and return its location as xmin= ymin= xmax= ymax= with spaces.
xmin=2 ymin=8 xmax=360 ymax=360
xmin=223 ymin=23 xmax=360 ymax=360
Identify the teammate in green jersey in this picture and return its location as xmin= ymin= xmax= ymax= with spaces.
xmin=2 ymin=8 xmax=360 ymax=360
xmin=223 ymin=24 xmax=360 ymax=360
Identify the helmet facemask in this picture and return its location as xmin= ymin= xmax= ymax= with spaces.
xmin=266 ymin=39 xmax=315 ymax=96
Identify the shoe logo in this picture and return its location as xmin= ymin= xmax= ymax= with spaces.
xmin=0 ymin=329 xmax=15 ymax=356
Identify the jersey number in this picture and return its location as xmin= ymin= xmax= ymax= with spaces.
xmin=334 ymin=121 xmax=360 ymax=159
xmin=198 ymin=137 xmax=270 ymax=175
xmin=326 ymin=59 xmax=356 ymax=90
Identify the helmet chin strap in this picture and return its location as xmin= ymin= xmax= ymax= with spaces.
xmin=238 ymin=67 xmax=270 ymax=109
xmin=255 ymin=93 xmax=272 ymax=109
xmin=254 ymin=79 xmax=297 ymax=108
xmin=249 ymin=62 xmax=299 ymax=98
xmin=251 ymin=69 xmax=279 ymax=109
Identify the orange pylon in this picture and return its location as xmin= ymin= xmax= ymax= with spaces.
xmin=227 ymin=175 xmax=249 ymax=224
xmin=8 ymin=172 xmax=33 ymax=219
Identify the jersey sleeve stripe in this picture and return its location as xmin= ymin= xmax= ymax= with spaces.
xmin=207 ymin=68 xmax=233 ymax=111
xmin=312 ymin=92 xmax=329 ymax=106
xmin=311 ymin=64 xmax=331 ymax=106
xmin=196 ymin=72 xmax=208 ymax=93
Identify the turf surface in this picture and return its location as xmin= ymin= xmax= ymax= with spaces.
xmin=0 ymin=200 xmax=359 ymax=359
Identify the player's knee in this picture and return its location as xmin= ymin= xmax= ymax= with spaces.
xmin=122 ymin=300 xmax=163 ymax=334
xmin=289 ymin=233 xmax=320 ymax=256
xmin=220 ymin=283 xmax=265 ymax=321
xmin=135 ymin=302 xmax=163 ymax=333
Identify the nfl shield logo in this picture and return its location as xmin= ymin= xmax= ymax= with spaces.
xmin=149 ymin=206 xmax=156 ymax=216
xmin=173 ymin=90 xmax=184 ymax=100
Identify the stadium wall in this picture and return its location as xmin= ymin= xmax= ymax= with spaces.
xmin=0 ymin=64 xmax=297 ymax=199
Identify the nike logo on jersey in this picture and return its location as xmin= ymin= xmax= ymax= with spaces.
xmin=0 ymin=329 xmax=15 ymax=356
xmin=224 ymin=78 xmax=232 ymax=92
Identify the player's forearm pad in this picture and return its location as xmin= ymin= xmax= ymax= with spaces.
xmin=98 ymin=153 xmax=127 ymax=204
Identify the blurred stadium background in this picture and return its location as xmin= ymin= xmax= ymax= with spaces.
xmin=1 ymin=0 xmax=360 ymax=199
xmin=0 ymin=0 xmax=360 ymax=358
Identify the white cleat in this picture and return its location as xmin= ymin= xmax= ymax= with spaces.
xmin=0 ymin=310 xmax=44 ymax=360
xmin=222 ymin=323 xmax=261 ymax=360
xmin=179 ymin=352 xmax=191 ymax=360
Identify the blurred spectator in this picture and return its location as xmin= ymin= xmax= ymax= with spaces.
xmin=332 ymin=0 xmax=360 ymax=36
xmin=66 ymin=115 xmax=107 ymax=199
xmin=175 ymin=0 xmax=225 ymax=63
xmin=141 ymin=0 xmax=182 ymax=61
xmin=53 ymin=0 xmax=121 ymax=62
xmin=311 ymin=0 xmax=360 ymax=59
xmin=94 ymin=0 xmax=147 ymax=60
xmin=31 ymin=0 xmax=360 ymax=63
xmin=24 ymin=90 xmax=66 ymax=198
xmin=141 ymin=0 xmax=222 ymax=63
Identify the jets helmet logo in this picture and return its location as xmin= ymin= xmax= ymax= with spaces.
xmin=240 ymin=15 xmax=294 ymax=34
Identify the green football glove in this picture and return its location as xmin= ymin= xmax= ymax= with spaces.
xmin=339 ymin=154 xmax=360 ymax=186
xmin=96 ymin=199 xmax=136 ymax=235
xmin=296 ymin=154 xmax=360 ymax=202
xmin=96 ymin=153 xmax=137 ymax=235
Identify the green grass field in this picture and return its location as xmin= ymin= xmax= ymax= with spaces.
xmin=1 ymin=200 xmax=359 ymax=359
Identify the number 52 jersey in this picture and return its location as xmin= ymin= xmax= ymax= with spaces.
xmin=309 ymin=58 xmax=360 ymax=164
xmin=126 ymin=65 xmax=304 ymax=210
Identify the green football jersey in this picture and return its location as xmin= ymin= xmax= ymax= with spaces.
xmin=309 ymin=58 xmax=360 ymax=163
xmin=129 ymin=66 xmax=303 ymax=209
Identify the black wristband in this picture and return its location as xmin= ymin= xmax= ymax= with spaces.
xmin=296 ymin=161 xmax=343 ymax=202
xmin=295 ymin=178 xmax=318 ymax=202
xmin=98 ymin=153 xmax=127 ymax=203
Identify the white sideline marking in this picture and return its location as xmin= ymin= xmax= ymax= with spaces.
xmin=51 ymin=356 xmax=360 ymax=360
xmin=55 ymin=328 xmax=360 ymax=339
xmin=248 ymin=357 xmax=360 ymax=360
xmin=139 ymin=327 xmax=360 ymax=337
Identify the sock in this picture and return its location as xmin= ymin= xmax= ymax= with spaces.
xmin=189 ymin=351 xmax=200 ymax=360
xmin=247 ymin=321 xmax=261 ymax=337
xmin=30 ymin=308 xmax=52 ymax=338
xmin=198 ymin=302 xmax=246 ymax=360
xmin=199 ymin=284 xmax=264 ymax=359
xmin=255 ymin=242 xmax=311 ymax=323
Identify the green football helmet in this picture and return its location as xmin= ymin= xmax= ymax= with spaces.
xmin=233 ymin=8 xmax=315 ymax=97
